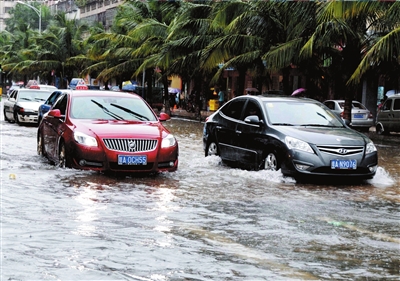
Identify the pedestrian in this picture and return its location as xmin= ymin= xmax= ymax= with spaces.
xmin=218 ymin=88 xmax=224 ymax=108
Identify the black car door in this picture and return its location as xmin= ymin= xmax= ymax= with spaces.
xmin=216 ymin=98 xmax=246 ymax=162
xmin=234 ymin=99 xmax=266 ymax=169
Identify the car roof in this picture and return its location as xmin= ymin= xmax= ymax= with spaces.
xmin=68 ymin=90 xmax=142 ymax=99
xmin=16 ymin=88 xmax=52 ymax=92
xmin=239 ymin=95 xmax=320 ymax=104
xmin=324 ymin=99 xmax=362 ymax=103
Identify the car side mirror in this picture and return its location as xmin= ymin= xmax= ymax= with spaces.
xmin=244 ymin=115 xmax=263 ymax=125
xmin=48 ymin=109 xmax=62 ymax=118
xmin=158 ymin=112 xmax=171 ymax=121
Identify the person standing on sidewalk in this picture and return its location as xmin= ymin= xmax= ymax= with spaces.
xmin=218 ymin=88 xmax=225 ymax=108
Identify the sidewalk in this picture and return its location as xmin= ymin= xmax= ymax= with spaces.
xmin=164 ymin=107 xmax=214 ymax=121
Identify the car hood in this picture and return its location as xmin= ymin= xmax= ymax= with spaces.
xmin=276 ymin=126 xmax=369 ymax=146
xmin=18 ymin=101 xmax=43 ymax=110
xmin=73 ymin=119 xmax=167 ymax=139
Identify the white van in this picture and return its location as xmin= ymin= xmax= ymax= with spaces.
xmin=376 ymin=93 xmax=400 ymax=134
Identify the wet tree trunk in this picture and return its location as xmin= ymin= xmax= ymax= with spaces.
xmin=162 ymin=75 xmax=171 ymax=116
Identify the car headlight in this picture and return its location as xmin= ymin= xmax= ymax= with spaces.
xmin=161 ymin=134 xmax=176 ymax=148
xmin=285 ymin=136 xmax=314 ymax=153
xmin=74 ymin=131 xmax=98 ymax=147
xmin=366 ymin=141 xmax=377 ymax=154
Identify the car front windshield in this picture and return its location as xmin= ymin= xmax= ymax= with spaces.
xmin=70 ymin=96 xmax=157 ymax=121
xmin=18 ymin=90 xmax=51 ymax=101
xmin=264 ymin=101 xmax=344 ymax=127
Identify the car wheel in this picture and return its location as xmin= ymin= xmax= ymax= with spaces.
xmin=205 ymin=139 xmax=219 ymax=157
xmin=58 ymin=141 xmax=71 ymax=168
xmin=376 ymin=124 xmax=388 ymax=135
xmin=263 ymin=149 xmax=280 ymax=171
xmin=37 ymin=132 xmax=46 ymax=157
xmin=14 ymin=111 xmax=20 ymax=124
xmin=4 ymin=109 xmax=10 ymax=122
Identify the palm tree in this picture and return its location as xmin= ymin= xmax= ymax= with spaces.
xmin=348 ymin=1 xmax=400 ymax=89
xmin=3 ymin=12 xmax=88 ymax=89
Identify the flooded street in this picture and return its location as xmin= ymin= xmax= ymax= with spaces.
xmin=1 ymin=111 xmax=399 ymax=280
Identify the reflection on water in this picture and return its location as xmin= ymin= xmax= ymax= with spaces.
xmin=1 ymin=117 xmax=399 ymax=280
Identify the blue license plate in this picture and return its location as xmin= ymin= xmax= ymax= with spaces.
xmin=118 ymin=155 xmax=147 ymax=165
xmin=331 ymin=159 xmax=357 ymax=170
xmin=353 ymin=113 xmax=364 ymax=119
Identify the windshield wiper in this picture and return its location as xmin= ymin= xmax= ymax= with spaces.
xmin=110 ymin=103 xmax=149 ymax=121
xmin=271 ymin=123 xmax=294 ymax=126
xmin=300 ymin=124 xmax=341 ymax=127
xmin=91 ymin=100 xmax=124 ymax=120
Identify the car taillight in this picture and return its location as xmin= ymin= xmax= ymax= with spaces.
xmin=340 ymin=111 xmax=344 ymax=118
xmin=368 ymin=113 xmax=373 ymax=119
xmin=18 ymin=108 xmax=25 ymax=113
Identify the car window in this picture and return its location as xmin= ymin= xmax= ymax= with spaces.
xmin=382 ymin=99 xmax=392 ymax=111
xmin=393 ymin=98 xmax=400 ymax=111
xmin=46 ymin=91 xmax=62 ymax=105
xmin=17 ymin=90 xmax=50 ymax=102
xmin=243 ymin=100 xmax=263 ymax=121
xmin=221 ymin=99 xmax=246 ymax=120
xmin=264 ymin=101 xmax=343 ymax=127
xmin=70 ymin=96 xmax=157 ymax=121
xmin=324 ymin=101 xmax=335 ymax=110
xmin=352 ymin=102 xmax=366 ymax=110
xmin=52 ymin=94 xmax=68 ymax=115
xmin=10 ymin=90 xmax=17 ymax=99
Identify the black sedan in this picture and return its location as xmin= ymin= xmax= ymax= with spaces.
xmin=203 ymin=95 xmax=378 ymax=180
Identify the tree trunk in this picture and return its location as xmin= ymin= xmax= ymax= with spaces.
xmin=162 ymin=75 xmax=171 ymax=116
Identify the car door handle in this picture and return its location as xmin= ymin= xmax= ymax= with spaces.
xmin=236 ymin=130 xmax=242 ymax=134
xmin=216 ymin=126 xmax=222 ymax=130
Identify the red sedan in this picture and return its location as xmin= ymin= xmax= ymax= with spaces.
xmin=37 ymin=90 xmax=178 ymax=174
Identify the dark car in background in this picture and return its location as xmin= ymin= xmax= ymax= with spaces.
xmin=203 ymin=95 xmax=378 ymax=180
xmin=376 ymin=93 xmax=400 ymax=135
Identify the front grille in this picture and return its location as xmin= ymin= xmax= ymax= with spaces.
xmin=103 ymin=138 xmax=158 ymax=152
xmin=317 ymin=145 xmax=364 ymax=156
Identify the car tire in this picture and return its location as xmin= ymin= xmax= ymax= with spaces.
xmin=37 ymin=132 xmax=46 ymax=157
xmin=58 ymin=141 xmax=71 ymax=168
xmin=263 ymin=149 xmax=280 ymax=171
xmin=376 ymin=124 xmax=388 ymax=135
xmin=4 ymin=109 xmax=10 ymax=122
xmin=205 ymin=139 xmax=219 ymax=157
xmin=14 ymin=111 xmax=20 ymax=124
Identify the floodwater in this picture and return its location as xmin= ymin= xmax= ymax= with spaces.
xmin=1 ymin=111 xmax=399 ymax=280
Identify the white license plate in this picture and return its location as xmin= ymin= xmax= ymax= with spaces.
xmin=118 ymin=155 xmax=147 ymax=165
xmin=331 ymin=159 xmax=357 ymax=170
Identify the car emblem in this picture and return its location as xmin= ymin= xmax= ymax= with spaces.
xmin=337 ymin=148 xmax=348 ymax=154
xmin=128 ymin=141 xmax=136 ymax=152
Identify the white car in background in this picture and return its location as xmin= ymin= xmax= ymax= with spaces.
xmin=323 ymin=100 xmax=374 ymax=132
xmin=3 ymin=88 xmax=53 ymax=125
